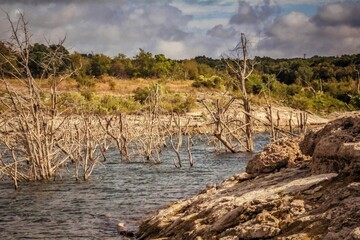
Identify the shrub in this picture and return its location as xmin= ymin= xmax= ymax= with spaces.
xmin=289 ymin=92 xmax=347 ymax=113
xmin=286 ymin=84 xmax=302 ymax=96
xmin=192 ymin=75 xmax=223 ymax=89
xmin=76 ymin=76 xmax=95 ymax=88
xmin=350 ymin=94 xmax=360 ymax=110
xmin=289 ymin=93 xmax=312 ymax=111
xmin=133 ymin=86 xmax=152 ymax=104
xmin=81 ymin=89 xmax=95 ymax=101
xmin=96 ymin=95 xmax=141 ymax=114
xmin=58 ymin=92 xmax=87 ymax=113
xmin=133 ymin=84 xmax=164 ymax=104
xmin=245 ymin=74 xmax=264 ymax=94
xmin=161 ymin=94 xmax=197 ymax=113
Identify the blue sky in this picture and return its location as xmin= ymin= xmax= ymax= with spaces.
xmin=0 ymin=0 xmax=359 ymax=59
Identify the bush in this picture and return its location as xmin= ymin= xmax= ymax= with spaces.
xmin=58 ymin=92 xmax=87 ymax=113
xmin=133 ymin=84 xmax=165 ymax=104
xmin=76 ymin=76 xmax=95 ymax=88
xmin=286 ymin=84 xmax=302 ymax=96
xmin=192 ymin=75 xmax=223 ymax=89
xmin=133 ymin=87 xmax=152 ymax=104
xmin=289 ymin=92 xmax=347 ymax=113
xmin=289 ymin=93 xmax=312 ymax=111
xmin=161 ymin=94 xmax=197 ymax=113
xmin=81 ymin=89 xmax=95 ymax=101
xmin=97 ymin=95 xmax=141 ymax=114
xmin=350 ymin=94 xmax=360 ymax=109
xmin=246 ymin=74 xmax=264 ymax=94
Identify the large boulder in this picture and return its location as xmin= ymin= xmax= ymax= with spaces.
xmin=246 ymin=137 xmax=309 ymax=174
xmin=300 ymin=112 xmax=360 ymax=175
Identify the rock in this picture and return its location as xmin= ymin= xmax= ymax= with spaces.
xmin=300 ymin=113 xmax=360 ymax=174
xmin=238 ymin=211 xmax=281 ymax=239
xmin=137 ymin=114 xmax=360 ymax=240
xmin=289 ymin=199 xmax=306 ymax=215
xmin=233 ymin=172 xmax=254 ymax=181
xmin=117 ymin=222 xmax=135 ymax=238
xmin=349 ymin=227 xmax=360 ymax=240
xmin=246 ymin=137 xmax=309 ymax=174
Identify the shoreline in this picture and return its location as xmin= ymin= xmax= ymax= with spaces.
xmin=135 ymin=112 xmax=360 ymax=239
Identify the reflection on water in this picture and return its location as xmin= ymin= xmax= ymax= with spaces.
xmin=0 ymin=134 xmax=268 ymax=239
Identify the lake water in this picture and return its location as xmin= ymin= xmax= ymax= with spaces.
xmin=0 ymin=134 xmax=268 ymax=239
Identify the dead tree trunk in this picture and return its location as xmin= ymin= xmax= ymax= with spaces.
xmin=201 ymin=97 xmax=247 ymax=153
xmin=224 ymin=33 xmax=254 ymax=152
xmin=0 ymin=12 xmax=100 ymax=187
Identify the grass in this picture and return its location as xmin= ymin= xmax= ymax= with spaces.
xmin=1 ymin=77 xmax=196 ymax=96
xmin=0 ymin=76 xmax=355 ymax=115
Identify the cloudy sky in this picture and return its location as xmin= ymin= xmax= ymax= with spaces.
xmin=0 ymin=0 xmax=359 ymax=59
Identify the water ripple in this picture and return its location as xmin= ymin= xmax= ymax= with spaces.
xmin=0 ymin=134 xmax=268 ymax=239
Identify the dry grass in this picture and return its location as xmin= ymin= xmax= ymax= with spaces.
xmin=76 ymin=76 xmax=197 ymax=96
xmin=0 ymin=77 xmax=196 ymax=96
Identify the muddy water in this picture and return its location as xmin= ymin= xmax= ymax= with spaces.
xmin=0 ymin=135 xmax=268 ymax=239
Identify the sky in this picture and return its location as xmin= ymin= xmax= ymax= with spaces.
xmin=0 ymin=0 xmax=359 ymax=59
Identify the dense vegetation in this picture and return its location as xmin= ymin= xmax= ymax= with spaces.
xmin=1 ymin=41 xmax=359 ymax=114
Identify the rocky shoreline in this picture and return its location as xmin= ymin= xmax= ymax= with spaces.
xmin=135 ymin=112 xmax=360 ymax=240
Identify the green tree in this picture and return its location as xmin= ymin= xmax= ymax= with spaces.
xmin=0 ymin=41 xmax=16 ymax=78
xmin=69 ymin=52 xmax=91 ymax=78
xmin=313 ymin=62 xmax=335 ymax=81
xmin=132 ymin=49 xmax=155 ymax=78
xmin=109 ymin=53 xmax=132 ymax=78
xmin=89 ymin=54 xmax=112 ymax=77
xmin=296 ymin=64 xmax=313 ymax=85
xmin=152 ymin=54 xmax=172 ymax=78
xmin=28 ymin=43 xmax=71 ymax=78
xmin=183 ymin=59 xmax=198 ymax=80
xmin=28 ymin=43 xmax=50 ymax=78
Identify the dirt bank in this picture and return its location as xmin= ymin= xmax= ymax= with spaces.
xmin=136 ymin=112 xmax=360 ymax=240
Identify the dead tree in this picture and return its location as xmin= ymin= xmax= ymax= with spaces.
xmin=132 ymin=84 xmax=167 ymax=163
xmin=201 ymin=96 xmax=248 ymax=153
xmin=99 ymin=114 xmax=132 ymax=161
xmin=75 ymin=116 xmax=105 ymax=181
xmin=166 ymin=113 xmax=193 ymax=168
xmin=56 ymin=115 xmax=108 ymax=181
xmin=297 ymin=112 xmax=308 ymax=134
xmin=0 ymin=12 xmax=100 ymax=188
xmin=224 ymin=33 xmax=255 ymax=152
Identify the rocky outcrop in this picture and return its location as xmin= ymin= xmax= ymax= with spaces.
xmin=301 ymin=112 xmax=360 ymax=175
xmin=137 ymin=168 xmax=343 ymax=240
xmin=246 ymin=137 xmax=310 ymax=174
xmin=137 ymin=113 xmax=360 ymax=240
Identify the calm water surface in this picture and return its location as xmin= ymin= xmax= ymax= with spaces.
xmin=0 ymin=135 xmax=268 ymax=239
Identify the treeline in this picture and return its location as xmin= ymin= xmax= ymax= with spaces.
xmin=252 ymin=55 xmax=360 ymax=112
xmin=0 ymin=42 xmax=219 ymax=80
xmin=1 ymin=41 xmax=359 ymax=112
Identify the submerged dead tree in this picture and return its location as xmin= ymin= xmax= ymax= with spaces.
xmin=0 ymin=12 xmax=101 ymax=188
xmin=166 ymin=113 xmax=193 ymax=167
xmin=201 ymin=96 xmax=247 ymax=153
xmin=99 ymin=114 xmax=132 ymax=161
xmin=224 ymin=33 xmax=255 ymax=152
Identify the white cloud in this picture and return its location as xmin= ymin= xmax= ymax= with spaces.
xmin=156 ymin=40 xmax=186 ymax=59
xmin=256 ymin=5 xmax=360 ymax=58
xmin=0 ymin=0 xmax=359 ymax=59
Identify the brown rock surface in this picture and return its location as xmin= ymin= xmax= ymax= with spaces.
xmin=300 ymin=112 xmax=360 ymax=174
xmin=137 ymin=113 xmax=360 ymax=240
xmin=246 ymin=137 xmax=310 ymax=174
xmin=137 ymin=168 xmax=345 ymax=239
